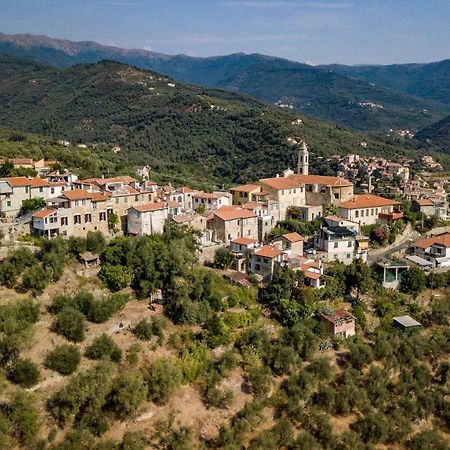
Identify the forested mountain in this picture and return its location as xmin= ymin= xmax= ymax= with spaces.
xmin=416 ymin=114 xmax=450 ymax=152
xmin=0 ymin=33 xmax=447 ymax=132
xmin=322 ymin=59 xmax=450 ymax=108
xmin=1 ymin=55 xmax=435 ymax=184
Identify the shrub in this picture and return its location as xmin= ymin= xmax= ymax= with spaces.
xmin=86 ymin=334 xmax=122 ymax=362
xmin=213 ymin=248 xmax=234 ymax=269
xmin=107 ymin=371 xmax=146 ymax=419
xmin=8 ymin=392 xmax=41 ymax=445
xmin=132 ymin=317 xmax=167 ymax=342
xmin=52 ymin=307 xmax=85 ymax=342
xmin=45 ymin=344 xmax=81 ymax=375
xmin=99 ymin=264 xmax=133 ymax=292
xmin=20 ymin=197 xmax=46 ymax=216
xmin=86 ymin=231 xmax=106 ymax=254
xmin=22 ymin=264 xmax=53 ymax=295
xmin=145 ymin=358 xmax=182 ymax=404
xmin=400 ymin=267 xmax=426 ymax=296
xmin=8 ymin=359 xmax=40 ymax=387
xmin=86 ymin=294 xmax=128 ymax=323
xmin=0 ymin=261 xmax=20 ymax=288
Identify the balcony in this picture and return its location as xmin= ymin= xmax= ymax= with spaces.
xmin=378 ymin=211 xmax=404 ymax=221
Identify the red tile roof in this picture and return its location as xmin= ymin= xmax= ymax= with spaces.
xmin=281 ymin=232 xmax=304 ymax=243
xmin=32 ymin=208 xmax=56 ymax=219
xmin=416 ymin=198 xmax=434 ymax=207
xmin=259 ymin=176 xmax=305 ymax=191
xmin=412 ymin=233 xmax=450 ymax=249
xmin=255 ymin=245 xmax=282 ymax=259
xmin=289 ymin=174 xmax=352 ymax=187
xmin=231 ymin=237 xmax=257 ymax=245
xmin=193 ymin=192 xmax=226 ymax=200
xmin=214 ymin=208 xmax=256 ymax=221
xmin=132 ymin=203 xmax=166 ymax=213
xmin=339 ymin=194 xmax=400 ymax=210
xmin=1 ymin=176 xmax=48 ymax=187
xmin=230 ymin=184 xmax=260 ymax=193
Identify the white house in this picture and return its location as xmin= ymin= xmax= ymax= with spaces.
xmin=338 ymin=194 xmax=403 ymax=226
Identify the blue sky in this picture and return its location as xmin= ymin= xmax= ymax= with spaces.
xmin=0 ymin=0 xmax=449 ymax=64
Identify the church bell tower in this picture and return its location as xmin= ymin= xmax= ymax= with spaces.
xmin=297 ymin=140 xmax=309 ymax=175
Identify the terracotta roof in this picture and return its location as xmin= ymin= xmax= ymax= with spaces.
xmin=304 ymin=271 xmax=322 ymax=280
xmin=230 ymin=184 xmax=260 ymax=193
xmin=339 ymin=194 xmax=400 ymax=210
xmin=62 ymin=189 xmax=95 ymax=201
xmin=193 ymin=192 xmax=226 ymax=200
xmin=132 ymin=203 xmax=166 ymax=213
xmin=48 ymin=181 xmax=69 ymax=187
xmin=289 ymin=174 xmax=353 ymax=187
xmin=32 ymin=208 xmax=56 ymax=219
xmin=281 ymin=232 xmax=304 ymax=243
xmin=243 ymin=201 xmax=266 ymax=210
xmin=255 ymin=245 xmax=282 ymax=259
xmin=91 ymin=192 xmax=109 ymax=202
xmin=320 ymin=309 xmax=355 ymax=323
xmin=1 ymin=176 xmax=48 ymax=187
xmin=259 ymin=176 xmax=305 ymax=191
xmin=231 ymin=237 xmax=257 ymax=245
xmin=176 ymin=187 xmax=195 ymax=193
xmin=416 ymin=199 xmax=434 ymax=207
xmin=166 ymin=200 xmax=181 ymax=208
xmin=82 ymin=175 xmax=136 ymax=185
xmin=214 ymin=208 xmax=256 ymax=221
xmin=412 ymin=233 xmax=450 ymax=249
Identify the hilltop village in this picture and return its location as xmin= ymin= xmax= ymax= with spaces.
xmin=0 ymin=142 xmax=448 ymax=288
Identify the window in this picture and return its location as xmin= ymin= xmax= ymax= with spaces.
xmin=39 ymin=187 xmax=43 ymax=193
xmin=371 ymin=208 xmax=374 ymax=216
xmin=263 ymin=258 xmax=269 ymax=264
xmin=347 ymin=253 xmax=351 ymax=259
xmin=334 ymin=193 xmax=340 ymax=200
xmin=135 ymin=195 xmax=139 ymax=202
xmin=355 ymin=211 xmax=359 ymax=218
xmin=6 ymin=200 xmax=11 ymax=207
xmin=82 ymin=199 xmax=86 ymax=206
xmin=74 ymin=214 xmax=81 ymax=224
xmin=281 ymin=190 xmax=285 ymax=195
xmin=61 ymin=217 xmax=68 ymax=226
xmin=74 ymin=200 xmax=79 ymax=207
xmin=361 ymin=210 xmax=365 ymax=217
xmin=51 ymin=187 xmax=55 ymax=194
xmin=116 ymin=198 xmax=119 ymax=204
xmin=348 ymin=241 xmax=353 ymax=247
xmin=99 ymin=212 xmax=106 ymax=221
xmin=85 ymin=213 xmax=92 ymax=223
xmin=255 ymin=264 xmax=261 ymax=271
xmin=334 ymin=242 xmax=338 ymax=248
xmin=25 ymin=186 xmax=29 ymax=193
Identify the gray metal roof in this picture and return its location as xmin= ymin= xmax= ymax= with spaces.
xmin=393 ymin=315 xmax=422 ymax=328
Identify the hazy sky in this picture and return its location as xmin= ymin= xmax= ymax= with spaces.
xmin=1 ymin=0 xmax=449 ymax=65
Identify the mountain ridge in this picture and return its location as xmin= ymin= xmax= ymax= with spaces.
xmin=0 ymin=32 xmax=447 ymax=132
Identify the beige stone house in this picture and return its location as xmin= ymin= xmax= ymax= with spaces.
xmin=127 ymin=202 xmax=181 ymax=235
xmin=32 ymin=189 xmax=110 ymax=237
xmin=271 ymin=232 xmax=304 ymax=256
xmin=339 ymin=194 xmax=403 ymax=226
xmin=0 ymin=176 xmax=50 ymax=219
xmin=207 ymin=207 xmax=258 ymax=243
xmin=247 ymin=245 xmax=283 ymax=281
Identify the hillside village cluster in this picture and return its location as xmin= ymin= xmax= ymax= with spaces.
xmin=0 ymin=144 xmax=449 ymax=301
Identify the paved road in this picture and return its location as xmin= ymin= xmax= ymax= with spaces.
xmin=367 ymin=223 xmax=420 ymax=264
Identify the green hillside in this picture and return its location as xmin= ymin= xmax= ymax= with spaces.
xmin=416 ymin=114 xmax=450 ymax=153
xmin=0 ymin=33 xmax=447 ymax=133
xmin=1 ymin=55 xmax=448 ymax=183
xmin=323 ymin=60 xmax=450 ymax=108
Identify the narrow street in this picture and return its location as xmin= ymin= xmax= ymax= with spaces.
xmin=367 ymin=223 xmax=420 ymax=264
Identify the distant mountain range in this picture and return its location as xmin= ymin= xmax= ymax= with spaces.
xmin=1 ymin=54 xmax=431 ymax=183
xmin=0 ymin=32 xmax=448 ymax=133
